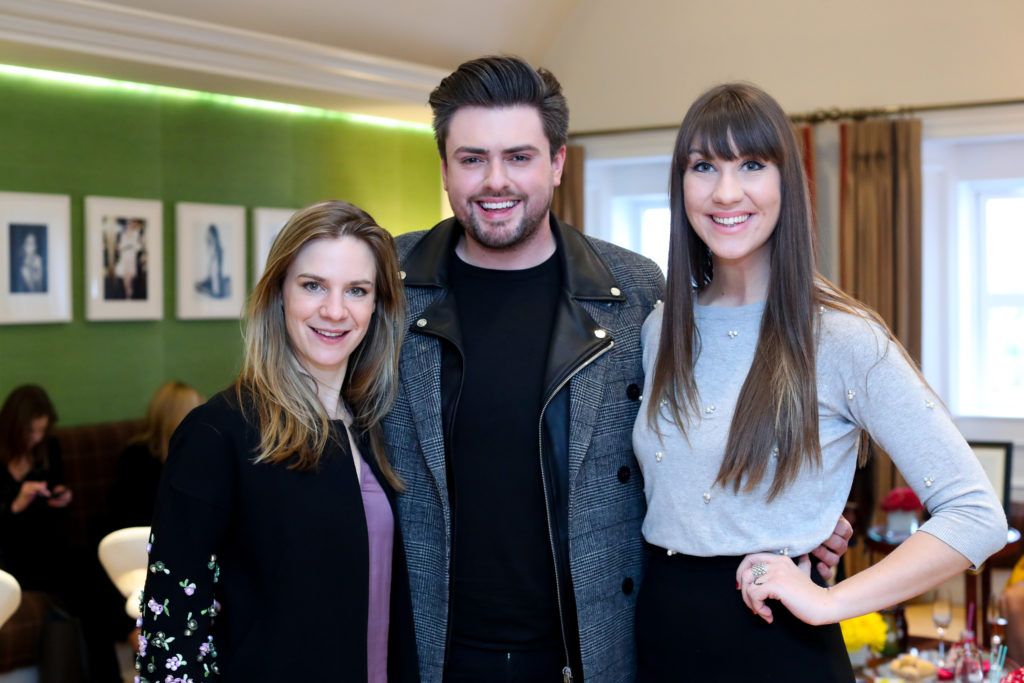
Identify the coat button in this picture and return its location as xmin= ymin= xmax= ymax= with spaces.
xmin=622 ymin=577 xmax=634 ymax=595
xmin=610 ymin=286 xmax=621 ymax=296
xmin=617 ymin=466 xmax=630 ymax=483
xmin=399 ymin=270 xmax=407 ymax=280
xmin=416 ymin=318 xmax=427 ymax=328
xmin=626 ymin=383 xmax=641 ymax=401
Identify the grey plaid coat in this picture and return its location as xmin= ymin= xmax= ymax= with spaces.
xmin=383 ymin=217 xmax=665 ymax=682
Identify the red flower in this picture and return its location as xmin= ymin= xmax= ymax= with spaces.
xmin=881 ymin=487 xmax=923 ymax=512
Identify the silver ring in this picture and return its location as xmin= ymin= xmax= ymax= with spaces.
xmin=751 ymin=562 xmax=768 ymax=580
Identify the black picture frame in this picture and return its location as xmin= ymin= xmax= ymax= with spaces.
xmin=969 ymin=441 xmax=1014 ymax=517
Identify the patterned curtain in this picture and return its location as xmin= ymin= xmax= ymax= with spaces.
xmin=793 ymin=123 xmax=819 ymax=262
xmin=838 ymin=118 xmax=923 ymax=576
xmin=840 ymin=119 xmax=922 ymax=359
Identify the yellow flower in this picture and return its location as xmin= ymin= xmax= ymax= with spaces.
xmin=840 ymin=612 xmax=888 ymax=653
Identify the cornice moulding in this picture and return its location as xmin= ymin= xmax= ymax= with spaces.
xmin=0 ymin=0 xmax=448 ymax=103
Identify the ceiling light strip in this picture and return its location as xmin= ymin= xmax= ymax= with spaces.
xmin=0 ymin=62 xmax=432 ymax=132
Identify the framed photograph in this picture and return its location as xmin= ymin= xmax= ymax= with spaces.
xmin=253 ymin=207 xmax=295 ymax=281
xmin=176 ymin=202 xmax=247 ymax=320
xmin=969 ymin=441 xmax=1013 ymax=517
xmin=0 ymin=192 xmax=71 ymax=325
xmin=85 ymin=196 xmax=163 ymax=321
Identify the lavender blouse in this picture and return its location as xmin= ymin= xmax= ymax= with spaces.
xmin=360 ymin=457 xmax=394 ymax=682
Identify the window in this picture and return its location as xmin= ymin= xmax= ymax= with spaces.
xmin=577 ymin=130 xmax=676 ymax=277
xmin=921 ymin=108 xmax=1024 ymax=420
xmin=954 ymin=181 xmax=1024 ymax=417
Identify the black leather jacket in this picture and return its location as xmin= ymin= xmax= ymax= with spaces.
xmin=400 ymin=215 xmax=628 ymax=679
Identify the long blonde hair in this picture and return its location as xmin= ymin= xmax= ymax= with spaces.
xmin=133 ymin=381 xmax=203 ymax=462
xmin=237 ymin=200 xmax=405 ymax=488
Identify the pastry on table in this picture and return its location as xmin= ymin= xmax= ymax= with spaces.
xmin=889 ymin=653 xmax=938 ymax=681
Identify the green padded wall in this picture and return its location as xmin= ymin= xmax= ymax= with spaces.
xmin=0 ymin=72 xmax=442 ymax=425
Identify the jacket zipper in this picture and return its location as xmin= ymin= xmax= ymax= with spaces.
xmin=441 ymin=352 xmax=465 ymax=676
xmin=537 ymin=339 xmax=614 ymax=683
xmin=428 ymin=328 xmax=465 ymax=677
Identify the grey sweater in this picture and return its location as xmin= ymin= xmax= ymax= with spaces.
xmin=632 ymin=300 xmax=1007 ymax=568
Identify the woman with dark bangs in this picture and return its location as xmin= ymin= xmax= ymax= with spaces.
xmin=631 ymin=83 xmax=1006 ymax=679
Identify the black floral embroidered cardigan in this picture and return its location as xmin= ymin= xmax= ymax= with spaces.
xmin=136 ymin=390 xmax=418 ymax=682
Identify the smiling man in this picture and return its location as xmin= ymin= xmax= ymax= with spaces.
xmin=441 ymin=104 xmax=562 ymax=265
xmin=382 ymin=56 xmax=848 ymax=683
xmin=382 ymin=55 xmax=663 ymax=683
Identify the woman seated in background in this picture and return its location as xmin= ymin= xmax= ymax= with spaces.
xmin=631 ymin=83 xmax=1007 ymax=681
xmin=109 ymin=380 xmax=203 ymax=529
xmin=0 ymin=385 xmax=72 ymax=595
xmin=137 ymin=200 xmax=418 ymax=682
xmin=0 ymin=387 xmax=85 ymax=683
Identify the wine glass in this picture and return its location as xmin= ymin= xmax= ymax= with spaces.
xmin=988 ymin=599 xmax=1008 ymax=649
xmin=932 ymin=590 xmax=953 ymax=665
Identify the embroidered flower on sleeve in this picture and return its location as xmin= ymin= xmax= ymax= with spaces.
xmin=138 ymin=633 xmax=148 ymax=657
xmin=149 ymin=561 xmax=170 ymax=575
xmin=149 ymin=631 xmax=175 ymax=651
xmin=165 ymin=654 xmax=185 ymax=671
xmin=163 ymin=675 xmax=193 ymax=683
xmin=147 ymin=598 xmax=171 ymax=618
xmin=207 ymin=555 xmax=221 ymax=583
xmin=179 ymin=579 xmax=196 ymax=596
xmin=183 ymin=613 xmax=198 ymax=637
xmin=201 ymin=599 xmax=221 ymax=619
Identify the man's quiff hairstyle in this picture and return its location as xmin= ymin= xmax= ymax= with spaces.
xmin=428 ymin=55 xmax=569 ymax=160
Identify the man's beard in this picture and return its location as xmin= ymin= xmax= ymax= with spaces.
xmin=457 ymin=194 xmax=551 ymax=251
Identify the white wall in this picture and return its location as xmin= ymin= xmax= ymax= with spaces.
xmin=543 ymin=0 xmax=1024 ymax=133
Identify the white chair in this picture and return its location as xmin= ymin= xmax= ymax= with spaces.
xmin=98 ymin=526 xmax=151 ymax=619
xmin=0 ymin=570 xmax=21 ymax=629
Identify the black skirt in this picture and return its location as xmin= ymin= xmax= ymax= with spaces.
xmin=636 ymin=545 xmax=854 ymax=682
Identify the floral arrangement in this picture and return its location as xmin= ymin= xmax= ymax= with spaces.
xmin=840 ymin=611 xmax=888 ymax=654
xmin=881 ymin=486 xmax=922 ymax=513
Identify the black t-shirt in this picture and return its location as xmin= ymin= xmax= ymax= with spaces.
xmin=447 ymin=250 xmax=563 ymax=650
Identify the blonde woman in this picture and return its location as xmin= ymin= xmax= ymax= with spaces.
xmin=109 ymin=381 xmax=203 ymax=528
xmin=137 ymin=200 xmax=417 ymax=682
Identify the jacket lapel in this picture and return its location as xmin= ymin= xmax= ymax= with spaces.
xmin=398 ymin=286 xmax=452 ymax=502
xmin=547 ymin=217 xmax=624 ymax=486
xmin=566 ymin=302 xmax=614 ymax=484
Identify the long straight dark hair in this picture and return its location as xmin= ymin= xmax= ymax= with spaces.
xmin=0 ymin=384 xmax=58 ymax=469
xmin=647 ymin=83 xmax=874 ymax=500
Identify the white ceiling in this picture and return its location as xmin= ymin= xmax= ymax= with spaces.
xmin=99 ymin=0 xmax=580 ymax=69
xmin=0 ymin=0 xmax=581 ymax=123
